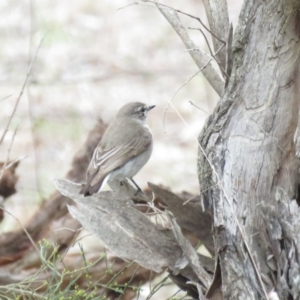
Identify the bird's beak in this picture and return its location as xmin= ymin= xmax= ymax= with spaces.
xmin=147 ymin=105 xmax=156 ymax=111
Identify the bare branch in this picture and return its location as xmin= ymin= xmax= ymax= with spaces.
xmin=157 ymin=4 xmax=224 ymax=96
xmin=55 ymin=179 xmax=183 ymax=273
xmin=147 ymin=1 xmax=225 ymax=43
xmin=202 ymin=0 xmax=230 ymax=71
xmin=225 ymin=23 xmax=233 ymax=87
xmin=188 ymin=27 xmax=227 ymax=79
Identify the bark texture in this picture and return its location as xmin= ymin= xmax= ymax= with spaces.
xmin=198 ymin=1 xmax=300 ymax=299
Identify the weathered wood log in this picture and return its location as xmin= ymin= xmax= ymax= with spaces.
xmin=54 ymin=178 xmax=216 ymax=298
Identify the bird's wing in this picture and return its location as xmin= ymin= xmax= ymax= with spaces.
xmin=89 ymin=133 xmax=151 ymax=185
xmin=80 ymin=125 xmax=152 ymax=195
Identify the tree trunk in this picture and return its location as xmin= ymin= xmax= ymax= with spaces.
xmin=198 ymin=1 xmax=300 ymax=299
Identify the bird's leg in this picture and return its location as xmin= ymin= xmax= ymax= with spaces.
xmin=130 ymin=178 xmax=144 ymax=195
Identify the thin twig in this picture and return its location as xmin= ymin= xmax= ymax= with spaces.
xmin=182 ymin=194 xmax=198 ymax=205
xmin=163 ymin=60 xmax=211 ymax=134
xmin=162 ymin=69 xmax=202 ymax=133
xmin=60 ymin=227 xmax=83 ymax=261
xmin=145 ymin=0 xmax=225 ymax=44
xmin=0 ymin=286 xmax=44 ymax=299
xmin=156 ymin=3 xmax=224 ymax=95
xmin=155 ymin=1 xmax=228 ymax=92
xmin=145 ymin=274 xmax=170 ymax=300
xmin=183 ymin=183 xmax=221 ymax=205
xmin=0 ymin=33 xmax=47 ymax=146
xmin=0 ymin=94 xmax=12 ymax=102
xmin=188 ymin=27 xmax=214 ymax=60
xmin=188 ymin=27 xmax=227 ymax=78
xmin=0 ymin=207 xmax=40 ymax=255
xmin=4 ymin=156 xmax=27 ymax=170
xmin=189 ymin=101 xmax=208 ymax=114
xmin=117 ymin=264 xmax=141 ymax=300
xmin=117 ymin=2 xmax=139 ymax=10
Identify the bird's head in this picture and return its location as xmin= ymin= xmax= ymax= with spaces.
xmin=117 ymin=102 xmax=155 ymax=121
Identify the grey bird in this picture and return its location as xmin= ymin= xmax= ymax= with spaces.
xmin=80 ymin=102 xmax=155 ymax=196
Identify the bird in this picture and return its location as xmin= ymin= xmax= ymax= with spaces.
xmin=80 ymin=102 xmax=155 ymax=196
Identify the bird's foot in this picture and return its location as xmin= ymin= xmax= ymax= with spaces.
xmin=134 ymin=187 xmax=144 ymax=196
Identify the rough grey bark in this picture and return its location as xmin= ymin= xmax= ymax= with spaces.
xmin=198 ymin=1 xmax=300 ymax=299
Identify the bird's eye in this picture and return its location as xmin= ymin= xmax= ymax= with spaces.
xmin=140 ymin=107 xmax=146 ymax=113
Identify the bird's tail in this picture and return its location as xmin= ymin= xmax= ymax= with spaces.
xmin=79 ymin=174 xmax=109 ymax=197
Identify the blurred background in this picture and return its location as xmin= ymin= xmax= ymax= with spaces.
xmin=0 ymin=0 xmax=242 ymax=298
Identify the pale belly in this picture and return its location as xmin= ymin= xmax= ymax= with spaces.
xmin=108 ymin=142 xmax=153 ymax=181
